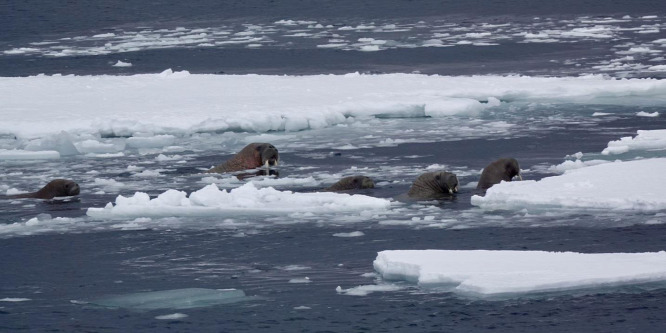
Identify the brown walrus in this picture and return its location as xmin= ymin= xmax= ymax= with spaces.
xmin=324 ymin=176 xmax=375 ymax=192
xmin=207 ymin=143 xmax=279 ymax=174
xmin=407 ymin=171 xmax=459 ymax=199
xmin=5 ymin=179 xmax=80 ymax=199
xmin=476 ymin=158 xmax=522 ymax=191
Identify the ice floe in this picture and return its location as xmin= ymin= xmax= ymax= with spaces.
xmin=3 ymin=73 xmax=666 ymax=140
xmin=471 ymin=158 xmax=666 ymax=212
xmin=602 ymin=129 xmax=666 ymax=155
xmin=86 ymin=182 xmax=391 ymax=218
xmin=86 ymin=288 xmax=253 ymax=310
xmin=373 ymin=250 xmax=666 ymax=298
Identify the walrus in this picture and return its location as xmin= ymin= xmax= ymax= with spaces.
xmin=5 ymin=179 xmax=80 ymax=199
xmin=324 ymin=176 xmax=375 ymax=192
xmin=207 ymin=143 xmax=279 ymax=174
xmin=407 ymin=171 xmax=459 ymax=199
xmin=476 ymin=157 xmax=522 ymax=191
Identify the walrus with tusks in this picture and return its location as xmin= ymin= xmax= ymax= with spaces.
xmin=207 ymin=143 xmax=279 ymax=174
xmin=5 ymin=179 xmax=80 ymax=199
xmin=324 ymin=175 xmax=375 ymax=192
xmin=407 ymin=171 xmax=459 ymax=199
xmin=476 ymin=157 xmax=522 ymax=191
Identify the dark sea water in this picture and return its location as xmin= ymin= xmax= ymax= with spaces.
xmin=2 ymin=1 xmax=666 ymax=332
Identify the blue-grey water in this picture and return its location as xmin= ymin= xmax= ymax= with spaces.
xmin=2 ymin=1 xmax=666 ymax=332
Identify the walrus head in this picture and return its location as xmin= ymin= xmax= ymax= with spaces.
xmin=256 ymin=143 xmax=279 ymax=167
xmin=431 ymin=171 xmax=459 ymax=195
xmin=408 ymin=171 xmax=459 ymax=199
xmin=33 ymin=179 xmax=80 ymax=199
xmin=503 ymin=158 xmax=522 ymax=181
xmin=325 ymin=175 xmax=375 ymax=191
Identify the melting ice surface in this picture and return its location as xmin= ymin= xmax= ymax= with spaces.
xmin=86 ymin=288 xmax=252 ymax=310
xmin=373 ymin=250 xmax=666 ymax=299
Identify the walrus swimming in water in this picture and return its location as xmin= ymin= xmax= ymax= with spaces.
xmin=476 ymin=157 xmax=522 ymax=191
xmin=207 ymin=143 xmax=279 ymax=174
xmin=324 ymin=176 xmax=375 ymax=192
xmin=5 ymin=179 xmax=80 ymax=199
xmin=407 ymin=171 xmax=459 ymax=199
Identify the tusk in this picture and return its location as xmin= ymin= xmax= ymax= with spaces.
xmin=518 ymin=174 xmax=523 ymax=181
xmin=448 ymin=188 xmax=453 ymax=194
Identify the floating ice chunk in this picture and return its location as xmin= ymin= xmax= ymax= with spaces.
xmin=471 ymin=158 xmax=666 ymax=212
xmin=289 ymin=277 xmax=312 ymax=284
xmin=112 ymin=60 xmax=132 ymax=67
xmin=0 ymin=149 xmax=60 ymax=160
xmin=333 ymin=231 xmax=365 ymax=237
xmin=0 ymin=298 xmax=31 ymax=302
xmin=86 ymin=182 xmax=391 ymax=218
xmin=602 ymin=129 xmax=666 ymax=155
xmin=93 ymin=33 xmax=116 ymax=38
xmin=373 ymin=250 xmax=666 ymax=298
xmin=155 ymin=313 xmax=188 ymax=320
xmin=75 ymin=139 xmax=122 ymax=153
xmin=23 ymin=131 xmax=79 ymax=156
xmin=126 ymin=135 xmax=176 ymax=148
xmin=155 ymin=154 xmax=183 ymax=161
xmin=336 ymin=284 xmax=404 ymax=296
xmin=359 ymin=45 xmax=380 ymax=52
xmin=636 ymin=111 xmax=660 ymax=117
xmin=87 ymin=288 xmax=252 ymax=310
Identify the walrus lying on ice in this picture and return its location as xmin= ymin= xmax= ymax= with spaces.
xmin=4 ymin=179 xmax=80 ymax=199
xmin=207 ymin=143 xmax=279 ymax=174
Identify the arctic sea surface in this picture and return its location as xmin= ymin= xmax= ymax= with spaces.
xmin=2 ymin=1 xmax=666 ymax=332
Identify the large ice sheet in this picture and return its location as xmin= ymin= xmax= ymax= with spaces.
xmin=86 ymin=182 xmax=391 ymax=218
xmin=471 ymin=158 xmax=666 ymax=212
xmin=374 ymin=250 xmax=666 ymax=298
xmin=2 ymin=72 xmax=666 ymax=139
xmin=87 ymin=288 xmax=252 ymax=310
